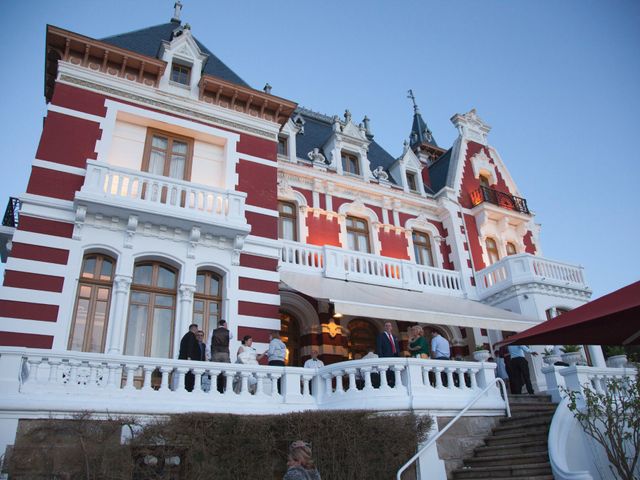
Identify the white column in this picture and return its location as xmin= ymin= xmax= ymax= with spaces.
xmin=587 ymin=345 xmax=606 ymax=367
xmin=107 ymin=275 xmax=132 ymax=354
xmin=179 ymin=284 xmax=196 ymax=334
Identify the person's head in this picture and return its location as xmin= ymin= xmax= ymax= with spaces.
xmin=189 ymin=323 xmax=198 ymax=334
xmin=270 ymin=331 xmax=280 ymax=340
xmin=218 ymin=319 xmax=227 ymax=328
xmin=384 ymin=322 xmax=393 ymax=333
xmin=310 ymin=349 xmax=319 ymax=359
xmin=430 ymin=329 xmax=440 ymax=338
xmin=197 ymin=330 xmax=205 ymax=342
xmin=242 ymin=335 xmax=253 ymax=346
xmin=288 ymin=440 xmax=314 ymax=469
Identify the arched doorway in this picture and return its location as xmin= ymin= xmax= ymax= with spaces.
xmin=280 ymin=311 xmax=301 ymax=366
xmin=347 ymin=319 xmax=378 ymax=359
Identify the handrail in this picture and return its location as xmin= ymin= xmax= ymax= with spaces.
xmin=396 ymin=377 xmax=510 ymax=480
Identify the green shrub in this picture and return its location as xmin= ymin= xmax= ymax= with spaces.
xmin=561 ymin=345 xmax=582 ymax=353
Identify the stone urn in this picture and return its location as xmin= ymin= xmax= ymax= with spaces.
xmin=543 ymin=354 xmax=562 ymax=366
xmin=606 ymin=355 xmax=628 ymax=368
xmin=561 ymin=352 xmax=582 ymax=366
xmin=473 ymin=350 xmax=491 ymax=362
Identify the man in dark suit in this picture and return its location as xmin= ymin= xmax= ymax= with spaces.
xmin=376 ymin=321 xmax=400 ymax=387
xmin=178 ymin=323 xmax=200 ymax=392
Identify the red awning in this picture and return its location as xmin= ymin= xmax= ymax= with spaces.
xmin=498 ymin=280 xmax=640 ymax=347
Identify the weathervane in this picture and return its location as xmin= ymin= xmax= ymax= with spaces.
xmin=407 ymin=89 xmax=420 ymax=113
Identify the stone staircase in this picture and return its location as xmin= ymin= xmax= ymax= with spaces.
xmin=451 ymin=394 xmax=557 ymax=479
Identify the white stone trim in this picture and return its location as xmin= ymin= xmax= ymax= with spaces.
xmin=277 ymin=186 xmax=309 ymax=244
xmin=470 ymin=149 xmax=498 ymax=185
xmin=19 ymin=194 xmax=75 ymax=218
xmin=9 ymin=231 xmax=73 ymax=250
xmin=47 ymin=104 xmax=104 ymax=124
xmin=234 ymin=315 xmax=281 ymax=330
xmin=280 ymin=291 xmax=320 ymax=336
xmin=238 ymin=153 xmax=278 ymax=168
xmin=0 ymin=286 xmax=62 ymax=305
xmin=404 ymin=215 xmax=444 ymax=268
xmin=245 ymin=204 xmax=279 ymax=217
xmin=337 ymin=199 xmax=381 ymax=254
xmin=237 ymin=267 xmax=279 ymax=282
xmin=32 ymin=159 xmax=87 ymax=177
xmin=0 ymin=318 xmax=59 ymax=337
xmin=237 ymin=290 xmax=281 ymax=305
xmin=3 ymin=258 xmax=68 ymax=277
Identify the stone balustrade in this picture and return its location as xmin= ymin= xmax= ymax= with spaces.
xmin=280 ymin=240 xmax=464 ymax=296
xmin=475 ymin=253 xmax=589 ymax=299
xmin=0 ymin=348 xmax=504 ymax=417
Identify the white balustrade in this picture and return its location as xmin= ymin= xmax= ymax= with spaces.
xmin=0 ymin=348 xmax=506 ymax=416
xmin=280 ymin=240 xmax=464 ymax=296
xmin=80 ymin=160 xmax=247 ymax=226
xmin=475 ymin=253 xmax=588 ymax=298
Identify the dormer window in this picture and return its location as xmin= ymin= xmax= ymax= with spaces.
xmin=341 ymin=152 xmax=360 ymax=176
xmin=406 ymin=171 xmax=418 ymax=192
xmin=170 ymin=61 xmax=191 ymax=85
xmin=479 ymin=174 xmax=490 ymax=188
xmin=278 ymin=136 xmax=288 ymax=156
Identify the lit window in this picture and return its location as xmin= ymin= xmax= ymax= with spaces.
xmin=143 ymin=129 xmax=193 ymax=180
xmin=406 ymin=171 xmax=418 ymax=192
xmin=125 ymin=262 xmax=177 ymax=358
xmin=412 ymin=231 xmax=434 ymax=267
xmin=485 ymin=238 xmax=500 ymax=265
xmin=278 ymin=201 xmax=298 ymax=241
xmin=346 ymin=216 xmax=370 ymax=253
xmin=506 ymin=242 xmax=517 ymax=256
xmin=479 ymin=174 xmax=490 ymax=188
xmin=341 ymin=152 xmax=360 ymax=176
xmin=68 ymin=254 xmax=115 ymax=353
xmin=194 ymin=270 xmax=222 ymax=338
xmin=170 ymin=62 xmax=191 ymax=85
xmin=277 ymin=136 xmax=288 ymax=156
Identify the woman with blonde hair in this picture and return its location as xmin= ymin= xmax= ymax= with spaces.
xmin=408 ymin=325 xmax=430 ymax=359
xmin=283 ymin=440 xmax=321 ymax=480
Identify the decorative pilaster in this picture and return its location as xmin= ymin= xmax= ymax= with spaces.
xmin=107 ymin=275 xmax=132 ymax=354
xmin=179 ymin=284 xmax=196 ymax=334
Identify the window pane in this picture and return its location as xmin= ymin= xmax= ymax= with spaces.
xmin=97 ymin=287 xmax=109 ymax=301
xmin=209 ymin=302 xmax=219 ymax=314
xmin=148 ymin=150 xmax=166 ymax=176
xmin=196 ymin=274 xmax=205 ymax=294
xmin=133 ymin=265 xmax=153 ymax=286
xmin=124 ymin=305 xmax=148 ymax=356
xmin=79 ymin=285 xmax=92 ymax=298
xmin=172 ymin=141 xmax=188 ymax=155
xmin=157 ymin=267 xmax=176 ymax=289
xmin=193 ymin=312 xmax=203 ymax=326
xmin=347 ymin=232 xmax=357 ymax=251
xmin=89 ymin=301 xmax=107 ymax=352
xmin=150 ymin=308 xmax=173 ymax=358
xmin=208 ymin=277 xmax=219 ymax=296
xmin=82 ymin=257 xmax=96 ymax=278
xmin=70 ymin=298 xmax=90 ymax=351
xmin=357 ymin=234 xmax=369 ymax=253
xmin=99 ymin=259 xmax=113 ymax=281
xmin=152 ymin=136 xmax=168 ymax=150
xmin=281 ymin=218 xmax=295 ymax=241
xmin=169 ymin=154 xmax=185 ymax=179
xmin=130 ymin=292 xmax=150 ymax=304
xmin=154 ymin=294 xmax=174 ymax=307
xmin=194 ymin=300 xmax=204 ymax=312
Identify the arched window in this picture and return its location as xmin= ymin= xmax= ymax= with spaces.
xmin=194 ymin=270 xmax=222 ymax=337
xmin=479 ymin=174 xmax=490 ymax=188
xmin=485 ymin=238 xmax=500 ymax=265
xmin=506 ymin=242 xmax=517 ymax=256
xmin=280 ymin=312 xmax=301 ymax=366
xmin=413 ymin=231 xmax=434 ymax=267
xmin=68 ymin=254 xmax=115 ymax=353
xmin=346 ymin=216 xmax=370 ymax=253
xmin=278 ymin=201 xmax=298 ymax=241
xmin=347 ymin=319 xmax=378 ymax=359
xmin=124 ymin=262 xmax=177 ymax=358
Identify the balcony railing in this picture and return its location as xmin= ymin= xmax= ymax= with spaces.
xmin=475 ymin=253 xmax=589 ymax=299
xmin=470 ymin=186 xmax=530 ymax=215
xmin=0 ymin=348 xmax=505 ymax=416
xmin=78 ymin=161 xmax=248 ymax=229
xmin=1 ymin=197 xmax=20 ymax=228
xmin=280 ymin=240 xmax=464 ymax=295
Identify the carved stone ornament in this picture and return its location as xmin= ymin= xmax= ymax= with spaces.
xmin=372 ymin=166 xmax=389 ymax=181
xmin=327 ymin=319 xmax=341 ymax=338
xmin=307 ymin=147 xmax=328 ymax=165
xmin=277 ymin=171 xmax=295 ymax=198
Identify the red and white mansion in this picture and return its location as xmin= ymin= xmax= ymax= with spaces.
xmin=0 ymin=7 xmax=606 ymax=477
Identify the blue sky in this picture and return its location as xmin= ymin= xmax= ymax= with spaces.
xmin=1 ymin=0 xmax=638 ymax=299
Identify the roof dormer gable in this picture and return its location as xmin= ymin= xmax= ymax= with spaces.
xmin=451 ymin=108 xmax=491 ymax=145
xmin=322 ymin=110 xmax=373 ymax=180
xmin=388 ymin=141 xmax=426 ymax=195
xmin=158 ymin=24 xmax=209 ymax=98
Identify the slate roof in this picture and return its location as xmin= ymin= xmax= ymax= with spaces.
xmin=427 ymin=148 xmax=452 ymax=193
xmin=295 ymin=109 xmax=399 ymax=186
xmin=409 ymin=109 xmax=439 ymax=149
xmin=101 ymin=20 xmax=250 ymax=88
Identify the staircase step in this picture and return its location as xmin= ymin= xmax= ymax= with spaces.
xmin=508 ymin=394 xmax=553 ymax=404
xmin=452 ymin=462 xmax=552 ymax=479
xmin=493 ymin=421 xmax=550 ymax=435
xmin=510 ymin=404 xmax=557 ymax=413
xmin=474 ymin=440 xmax=548 ymax=457
xmin=500 ymin=412 xmax=554 ymax=428
xmin=451 ymin=476 xmax=554 ymax=480
xmin=465 ymin=452 xmax=549 ymax=467
xmin=485 ymin=432 xmax=548 ymax=447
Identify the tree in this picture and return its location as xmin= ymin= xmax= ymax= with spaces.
xmin=565 ymin=373 xmax=640 ymax=480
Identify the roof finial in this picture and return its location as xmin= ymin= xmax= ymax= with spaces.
xmin=407 ymin=89 xmax=419 ymax=113
xmin=263 ymin=83 xmax=272 ymax=94
xmin=172 ymin=1 xmax=183 ymax=23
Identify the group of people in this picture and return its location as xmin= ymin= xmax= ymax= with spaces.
xmin=376 ymin=321 xmax=451 ymax=360
xmin=178 ymin=320 xmax=289 ymax=392
xmin=495 ymin=344 xmax=539 ymax=395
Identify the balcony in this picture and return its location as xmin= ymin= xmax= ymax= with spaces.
xmin=475 ymin=253 xmax=590 ymax=300
xmin=0 ymin=197 xmax=20 ymax=263
xmin=470 ymin=186 xmax=530 ymax=215
xmin=77 ymin=161 xmax=250 ymax=237
xmin=280 ymin=240 xmax=464 ymax=296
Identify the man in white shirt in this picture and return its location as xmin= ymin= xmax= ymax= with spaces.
xmin=303 ymin=349 xmax=324 ymax=369
xmin=430 ymin=330 xmax=451 ymax=360
xmin=508 ymin=344 xmax=538 ymax=394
